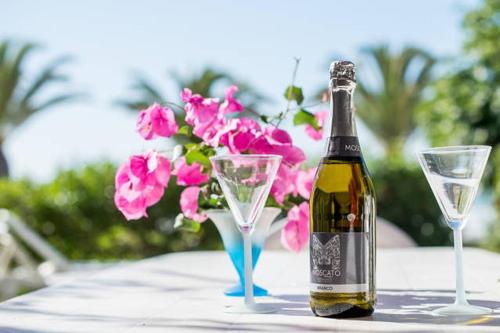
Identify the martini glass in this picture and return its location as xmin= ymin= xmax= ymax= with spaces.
xmin=417 ymin=145 xmax=492 ymax=316
xmin=210 ymin=154 xmax=281 ymax=314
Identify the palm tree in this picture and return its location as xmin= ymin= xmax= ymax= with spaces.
xmin=0 ymin=41 xmax=80 ymax=177
xmin=356 ymin=45 xmax=435 ymax=159
xmin=118 ymin=67 xmax=267 ymax=115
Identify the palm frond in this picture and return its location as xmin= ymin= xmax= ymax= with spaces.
xmin=32 ymin=93 xmax=80 ymax=113
xmin=132 ymin=77 xmax=166 ymax=103
xmin=0 ymin=41 xmax=9 ymax=65
xmin=356 ymin=45 xmax=436 ymax=154
xmin=0 ymin=43 xmax=38 ymax=118
xmin=19 ymin=55 xmax=73 ymax=107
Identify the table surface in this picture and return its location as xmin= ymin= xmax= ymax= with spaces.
xmin=0 ymin=248 xmax=500 ymax=333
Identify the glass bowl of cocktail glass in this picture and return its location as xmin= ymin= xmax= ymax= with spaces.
xmin=417 ymin=145 xmax=492 ymax=316
xmin=210 ymin=154 xmax=281 ymax=314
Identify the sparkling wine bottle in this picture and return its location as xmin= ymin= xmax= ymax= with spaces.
xmin=309 ymin=61 xmax=376 ymax=318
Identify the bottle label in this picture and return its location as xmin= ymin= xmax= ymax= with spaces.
xmin=310 ymin=232 xmax=368 ymax=293
xmin=326 ymin=136 xmax=361 ymax=157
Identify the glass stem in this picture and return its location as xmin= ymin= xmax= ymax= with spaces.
xmin=242 ymin=230 xmax=254 ymax=306
xmin=453 ymin=228 xmax=468 ymax=306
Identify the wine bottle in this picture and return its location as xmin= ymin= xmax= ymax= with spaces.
xmin=309 ymin=61 xmax=376 ymax=318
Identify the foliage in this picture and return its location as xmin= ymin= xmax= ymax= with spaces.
xmin=418 ymin=0 xmax=499 ymax=167
xmin=371 ymin=160 xmax=452 ymax=246
xmin=356 ymin=45 xmax=435 ymax=160
xmin=416 ymin=0 xmax=500 ymax=251
xmin=0 ymin=40 xmax=80 ymax=177
xmin=0 ymin=163 xmax=222 ymax=260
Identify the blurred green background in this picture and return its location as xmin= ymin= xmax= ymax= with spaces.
xmin=0 ymin=0 xmax=498 ymax=260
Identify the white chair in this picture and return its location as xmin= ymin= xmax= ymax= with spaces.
xmin=0 ymin=209 xmax=116 ymax=299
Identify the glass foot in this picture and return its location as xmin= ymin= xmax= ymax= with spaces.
xmin=433 ymin=304 xmax=492 ymax=316
xmin=224 ymin=283 xmax=268 ymax=297
xmin=224 ymin=302 xmax=275 ymax=314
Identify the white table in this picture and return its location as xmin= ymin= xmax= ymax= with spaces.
xmin=0 ymin=248 xmax=499 ymax=332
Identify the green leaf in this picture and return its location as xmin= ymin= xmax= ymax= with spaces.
xmin=177 ymin=125 xmax=192 ymax=136
xmin=174 ymin=214 xmax=201 ymax=232
xmin=260 ymin=115 xmax=269 ymax=123
xmin=185 ymin=150 xmax=211 ymax=168
xmin=293 ymin=109 xmax=320 ymax=130
xmin=284 ymin=85 xmax=304 ymax=105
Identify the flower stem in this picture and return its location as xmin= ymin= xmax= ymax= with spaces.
xmin=276 ymin=57 xmax=301 ymax=128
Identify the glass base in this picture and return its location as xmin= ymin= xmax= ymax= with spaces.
xmin=224 ymin=302 xmax=275 ymax=314
xmin=432 ymin=304 xmax=492 ymax=316
xmin=224 ymin=283 xmax=268 ymax=297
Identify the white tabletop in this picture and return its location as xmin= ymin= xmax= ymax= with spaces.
xmin=0 ymin=248 xmax=499 ymax=332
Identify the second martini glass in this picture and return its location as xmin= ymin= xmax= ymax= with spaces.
xmin=417 ymin=145 xmax=491 ymax=316
xmin=210 ymin=154 xmax=281 ymax=314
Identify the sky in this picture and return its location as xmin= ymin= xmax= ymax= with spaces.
xmin=1 ymin=0 xmax=479 ymax=181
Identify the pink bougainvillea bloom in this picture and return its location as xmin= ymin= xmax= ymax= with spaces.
xmin=250 ymin=126 xmax=305 ymax=166
xmin=147 ymin=151 xmax=171 ymax=186
xmin=281 ymin=202 xmax=310 ymax=252
xmin=129 ymin=151 xmax=171 ymax=188
xmin=114 ymin=162 xmax=148 ymax=220
xmin=295 ymin=167 xmax=317 ymax=199
xmin=180 ymin=186 xmax=207 ymax=223
xmin=219 ymin=118 xmax=261 ymax=153
xmin=180 ymin=88 xmax=226 ymax=146
xmin=270 ymin=164 xmax=297 ymax=204
xmin=192 ymin=116 xmax=227 ymax=147
xmin=173 ymin=157 xmax=210 ymax=186
xmin=265 ymin=127 xmax=292 ymax=145
xmin=220 ymin=85 xmax=244 ymax=115
xmin=136 ymin=103 xmax=178 ymax=140
xmin=181 ymin=88 xmax=220 ymax=126
xmin=114 ymin=151 xmax=171 ymax=220
xmin=136 ymin=110 xmax=154 ymax=140
xmin=304 ymin=110 xmax=328 ymax=141
xmin=115 ymin=162 xmax=132 ymax=189
xmin=114 ymin=189 xmax=148 ymax=220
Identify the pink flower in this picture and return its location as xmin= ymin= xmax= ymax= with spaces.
xmin=304 ymin=111 xmax=328 ymax=141
xmin=129 ymin=151 xmax=171 ymax=188
xmin=181 ymin=88 xmax=220 ymax=126
xmin=114 ymin=163 xmax=148 ymax=220
xmin=220 ymin=85 xmax=243 ymax=115
xmin=114 ymin=190 xmax=148 ymax=220
xmin=281 ymin=202 xmax=310 ymax=252
xmin=180 ymin=186 xmax=207 ymax=223
xmin=270 ymin=164 xmax=297 ymax=204
xmin=219 ymin=118 xmax=261 ymax=153
xmin=295 ymin=168 xmax=317 ymax=199
xmin=180 ymin=88 xmax=225 ymax=146
xmin=250 ymin=126 xmax=305 ymax=165
xmin=136 ymin=103 xmax=178 ymax=140
xmin=114 ymin=151 xmax=171 ymax=220
xmin=173 ymin=157 xmax=210 ymax=186
xmin=265 ymin=127 xmax=292 ymax=145
xmin=192 ymin=116 xmax=226 ymax=147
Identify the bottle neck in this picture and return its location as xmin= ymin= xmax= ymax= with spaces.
xmin=330 ymin=86 xmax=356 ymax=137
xmin=325 ymin=85 xmax=361 ymax=158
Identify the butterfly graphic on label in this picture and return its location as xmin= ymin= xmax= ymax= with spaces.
xmin=311 ymin=234 xmax=341 ymax=274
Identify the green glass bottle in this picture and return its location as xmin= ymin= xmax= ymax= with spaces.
xmin=309 ymin=61 xmax=376 ymax=318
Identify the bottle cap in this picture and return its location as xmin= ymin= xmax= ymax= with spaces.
xmin=329 ymin=61 xmax=356 ymax=82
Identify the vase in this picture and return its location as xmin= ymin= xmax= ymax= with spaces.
xmin=205 ymin=207 xmax=281 ymax=297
